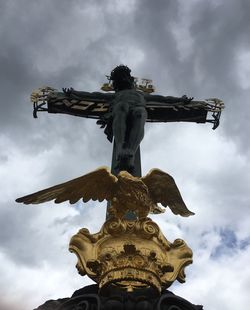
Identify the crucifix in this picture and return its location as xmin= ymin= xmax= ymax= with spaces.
xmin=17 ymin=66 xmax=224 ymax=308
xmin=31 ymin=65 xmax=224 ymax=178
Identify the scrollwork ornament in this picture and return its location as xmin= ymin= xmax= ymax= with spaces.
xmin=141 ymin=219 xmax=160 ymax=238
xmin=171 ymin=239 xmax=185 ymax=248
xmin=104 ymin=218 xmax=125 ymax=236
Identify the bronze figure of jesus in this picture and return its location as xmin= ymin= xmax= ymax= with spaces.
xmin=63 ymin=65 xmax=193 ymax=173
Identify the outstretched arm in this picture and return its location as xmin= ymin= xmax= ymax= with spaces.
xmin=62 ymin=87 xmax=115 ymax=101
xmin=144 ymin=93 xmax=193 ymax=104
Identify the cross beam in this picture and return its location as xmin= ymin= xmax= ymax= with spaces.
xmin=32 ymin=88 xmax=224 ymax=130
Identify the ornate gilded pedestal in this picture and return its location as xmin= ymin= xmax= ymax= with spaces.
xmin=69 ymin=217 xmax=192 ymax=294
xmin=17 ymin=168 xmax=203 ymax=310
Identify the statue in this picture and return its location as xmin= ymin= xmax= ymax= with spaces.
xmin=62 ymin=65 xmax=193 ymax=173
xmin=17 ymin=65 xmax=224 ymax=309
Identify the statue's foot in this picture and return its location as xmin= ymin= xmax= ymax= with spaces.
xmin=117 ymin=149 xmax=135 ymax=172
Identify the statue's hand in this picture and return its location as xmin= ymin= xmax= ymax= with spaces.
xmin=182 ymin=95 xmax=193 ymax=104
xmin=96 ymin=119 xmax=106 ymax=128
xmin=62 ymin=87 xmax=74 ymax=96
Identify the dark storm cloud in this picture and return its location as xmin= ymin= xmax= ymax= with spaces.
xmin=0 ymin=0 xmax=107 ymax=137
xmin=0 ymin=9 xmax=115 ymax=212
xmin=0 ymin=1 xmax=250 ymax=309
xmin=0 ymin=0 xmax=74 ymax=133
xmin=1 ymin=0 xmax=250 ymax=149
xmin=131 ymin=0 xmax=182 ymax=89
xmin=0 ymin=0 xmax=139 ymax=160
xmin=131 ymin=0 xmax=250 ymax=151
xmin=187 ymin=0 xmax=250 ymax=147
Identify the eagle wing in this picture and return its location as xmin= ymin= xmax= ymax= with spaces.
xmin=16 ymin=167 xmax=117 ymax=205
xmin=141 ymin=169 xmax=194 ymax=217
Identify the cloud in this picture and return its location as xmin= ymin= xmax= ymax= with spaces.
xmin=0 ymin=0 xmax=249 ymax=309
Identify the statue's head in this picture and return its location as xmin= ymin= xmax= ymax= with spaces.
xmin=110 ymin=65 xmax=134 ymax=91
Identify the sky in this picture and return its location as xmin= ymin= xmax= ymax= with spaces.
xmin=0 ymin=0 xmax=250 ymax=309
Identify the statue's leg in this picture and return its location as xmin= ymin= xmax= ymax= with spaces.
xmin=112 ymin=102 xmax=129 ymax=159
xmin=127 ymin=107 xmax=147 ymax=155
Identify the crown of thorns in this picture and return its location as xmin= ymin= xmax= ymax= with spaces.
xmin=110 ymin=65 xmax=132 ymax=80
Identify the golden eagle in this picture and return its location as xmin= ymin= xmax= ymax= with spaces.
xmin=16 ymin=167 xmax=194 ymax=219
